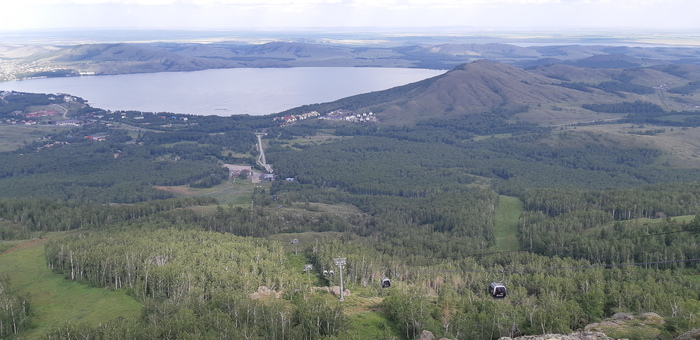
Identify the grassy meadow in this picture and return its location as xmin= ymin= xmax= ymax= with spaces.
xmin=493 ymin=195 xmax=523 ymax=252
xmin=0 ymin=125 xmax=66 ymax=152
xmin=0 ymin=234 xmax=141 ymax=339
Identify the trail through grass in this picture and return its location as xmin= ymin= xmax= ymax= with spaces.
xmin=339 ymin=295 xmax=399 ymax=340
xmin=493 ymin=195 xmax=523 ymax=252
xmin=0 ymin=234 xmax=141 ymax=339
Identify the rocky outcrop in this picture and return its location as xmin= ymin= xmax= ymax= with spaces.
xmin=248 ymin=286 xmax=282 ymax=300
xmin=312 ymin=285 xmax=351 ymax=298
xmin=676 ymin=328 xmax=700 ymax=340
xmin=585 ymin=312 xmax=665 ymax=338
xmin=419 ymin=330 xmax=435 ymax=340
xmin=498 ymin=331 xmax=613 ymax=340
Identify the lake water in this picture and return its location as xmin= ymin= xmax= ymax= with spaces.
xmin=0 ymin=68 xmax=445 ymax=116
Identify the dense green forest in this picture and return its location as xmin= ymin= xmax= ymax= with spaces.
xmin=1 ymin=88 xmax=700 ymax=340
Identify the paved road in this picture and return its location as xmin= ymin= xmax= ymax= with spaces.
xmin=255 ymin=132 xmax=273 ymax=173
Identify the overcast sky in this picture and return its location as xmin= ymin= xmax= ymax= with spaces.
xmin=1 ymin=0 xmax=698 ymax=31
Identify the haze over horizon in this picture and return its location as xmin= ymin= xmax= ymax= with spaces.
xmin=1 ymin=0 xmax=698 ymax=33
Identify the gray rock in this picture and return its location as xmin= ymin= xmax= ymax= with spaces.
xmin=419 ymin=330 xmax=435 ymax=340
xmin=498 ymin=331 xmax=614 ymax=340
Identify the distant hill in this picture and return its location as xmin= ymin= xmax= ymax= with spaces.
xmin=2 ymin=40 xmax=700 ymax=81
xmin=566 ymin=54 xmax=649 ymax=69
xmin=372 ymin=60 xmax=618 ymax=124
xmin=48 ymin=43 xmax=243 ymax=74
xmin=281 ymin=60 xmax=700 ymax=125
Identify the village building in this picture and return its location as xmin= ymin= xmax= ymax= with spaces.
xmin=85 ymin=135 xmax=107 ymax=141
xmin=56 ymin=119 xmax=81 ymax=126
xmin=223 ymin=164 xmax=253 ymax=177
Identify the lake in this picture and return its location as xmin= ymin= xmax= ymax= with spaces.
xmin=0 ymin=68 xmax=445 ymax=116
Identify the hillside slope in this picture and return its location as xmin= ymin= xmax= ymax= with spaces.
xmin=3 ymin=38 xmax=700 ymax=81
xmin=375 ymin=60 xmax=621 ymax=124
xmin=284 ymin=60 xmax=700 ymax=126
xmin=48 ymin=43 xmax=243 ymax=74
xmin=279 ymin=60 xmax=700 ymax=125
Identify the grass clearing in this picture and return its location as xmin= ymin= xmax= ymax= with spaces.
xmin=0 ymin=240 xmax=23 ymax=253
xmin=340 ymin=296 xmax=398 ymax=340
xmin=283 ymin=133 xmax=350 ymax=148
xmin=283 ymin=201 xmax=363 ymax=216
xmin=472 ymin=133 xmax=513 ymax=141
xmin=155 ymin=177 xmax=262 ymax=206
xmin=0 ymin=234 xmax=141 ymax=339
xmin=199 ymin=178 xmax=260 ymax=206
xmin=221 ymin=149 xmax=249 ymax=158
xmin=583 ymin=214 xmax=697 ymax=240
xmin=687 ymin=275 xmax=700 ymax=283
xmin=617 ymin=214 xmax=695 ymax=226
xmin=0 ymin=125 xmax=66 ymax=152
xmin=576 ymin=124 xmax=700 ymax=168
xmin=493 ymin=195 xmax=523 ymax=252
xmin=268 ymin=231 xmax=345 ymax=254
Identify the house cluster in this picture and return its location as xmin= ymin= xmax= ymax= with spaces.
xmin=275 ymin=111 xmax=321 ymax=124
xmin=25 ymin=110 xmax=59 ymax=118
xmin=55 ymin=119 xmax=82 ymax=126
xmin=3 ymin=114 xmax=39 ymax=125
xmin=51 ymin=94 xmax=79 ymax=103
xmin=320 ymin=109 xmax=377 ymax=123
xmin=155 ymin=115 xmax=188 ymax=121
xmin=1 ymin=92 xmax=83 ymax=125
xmin=2 ymin=117 xmax=84 ymax=126
xmin=36 ymin=141 xmax=69 ymax=152
xmin=85 ymin=135 xmax=107 ymax=141
xmin=653 ymin=83 xmax=669 ymax=91
xmin=0 ymin=62 xmax=69 ymax=81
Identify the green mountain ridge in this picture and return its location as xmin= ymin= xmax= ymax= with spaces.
xmin=3 ymin=39 xmax=700 ymax=81
xmin=278 ymin=60 xmax=700 ymax=126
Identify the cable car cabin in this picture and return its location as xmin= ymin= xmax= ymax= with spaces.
xmin=381 ymin=277 xmax=391 ymax=288
xmin=489 ymin=282 xmax=506 ymax=299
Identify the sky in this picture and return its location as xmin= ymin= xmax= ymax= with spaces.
xmin=0 ymin=0 xmax=698 ymax=31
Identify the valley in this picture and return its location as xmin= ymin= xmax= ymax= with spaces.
xmin=1 ymin=37 xmax=700 ymax=339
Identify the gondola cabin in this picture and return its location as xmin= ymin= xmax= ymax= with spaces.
xmin=489 ymin=282 xmax=506 ymax=299
xmin=381 ymin=277 xmax=391 ymax=288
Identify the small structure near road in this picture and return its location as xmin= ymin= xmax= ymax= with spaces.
xmin=224 ymin=164 xmax=252 ymax=178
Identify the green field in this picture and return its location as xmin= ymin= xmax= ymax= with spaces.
xmin=0 ymin=125 xmax=66 ymax=152
xmin=0 ymin=235 xmax=141 ymax=339
xmin=199 ymin=178 xmax=260 ymax=206
xmin=0 ymin=240 xmax=23 ymax=253
xmin=268 ymin=231 xmax=346 ymax=254
xmin=340 ymin=297 xmax=398 ymax=340
xmin=493 ymin=195 xmax=523 ymax=252
xmin=155 ymin=177 xmax=262 ymax=206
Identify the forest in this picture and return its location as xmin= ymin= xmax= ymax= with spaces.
xmin=1 ymin=84 xmax=700 ymax=340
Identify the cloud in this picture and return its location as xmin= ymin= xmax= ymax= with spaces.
xmin=7 ymin=0 xmax=694 ymax=8
xmin=17 ymin=0 xmax=343 ymax=4
xmin=1 ymin=0 xmax=697 ymax=30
